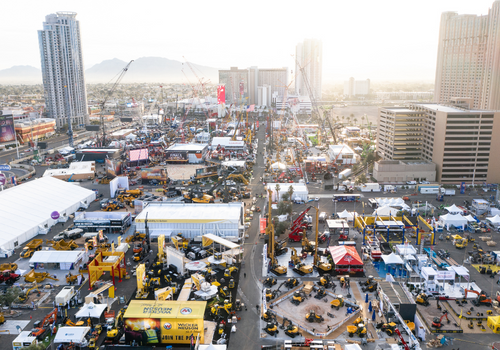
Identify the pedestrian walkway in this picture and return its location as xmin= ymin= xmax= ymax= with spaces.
xmin=350 ymin=282 xmax=379 ymax=340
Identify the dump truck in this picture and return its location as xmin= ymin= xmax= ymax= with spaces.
xmin=47 ymin=240 xmax=78 ymax=251
xmin=20 ymin=239 xmax=43 ymax=258
xmin=24 ymin=269 xmax=59 ymax=283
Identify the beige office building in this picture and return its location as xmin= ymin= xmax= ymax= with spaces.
xmin=376 ymin=103 xmax=500 ymax=184
xmin=434 ymin=1 xmax=500 ymax=110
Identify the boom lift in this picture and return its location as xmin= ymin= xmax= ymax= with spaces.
xmin=312 ymin=208 xmax=332 ymax=272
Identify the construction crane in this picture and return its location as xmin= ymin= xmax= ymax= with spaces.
xmin=266 ymin=189 xmax=287 ymax=275
xmin=99 ymin=60 xmax=134 ymax=146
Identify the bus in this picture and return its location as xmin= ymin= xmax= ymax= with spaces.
xmin=333 ymin=194 xmax=361 ymax=202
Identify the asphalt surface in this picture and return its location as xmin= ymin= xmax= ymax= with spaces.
xmin=3 ymin=125 xmax=500 ymax=350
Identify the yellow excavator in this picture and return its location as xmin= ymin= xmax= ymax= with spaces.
xmin=291 ymin=291 xmax=306 ymax=305
xmin=106 ymin=307 xmax=127 ymax=343
xmin=227 ymin=173 xmax=249 ymax=185
xmin=18 ymin=284 xmax=41 ymax=302
xmin=266 ymin=189 xmax=287 ymax=275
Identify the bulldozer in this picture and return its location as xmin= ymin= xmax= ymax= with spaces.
xmin=306 ymin=310 xmax=324 ymax=323
xmin=415 ymin=292 xmax=430 ymax=306
xmin=281 ymin=318 xmax=300 ymax=338
xmin=330 ymin=295 xmax=344 ymax=310
xmin=291 ymin=291 xmax=307 ymax=305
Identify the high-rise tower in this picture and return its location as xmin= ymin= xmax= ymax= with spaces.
xmin=295 ymin=39 xmax=322 ymax=100
xmin=434 ymin=1 xmax=500 ymax=110
xmin=38 ymin=12 xmax=88 ymax=129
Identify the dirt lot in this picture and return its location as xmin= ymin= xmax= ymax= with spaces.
xmin=166 ymin=163 xmax=205 ymax=180
xmin=416 ymin=300 xmax=462 ymax=333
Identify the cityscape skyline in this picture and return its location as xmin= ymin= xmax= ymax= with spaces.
xmin=1 ymin=0 xmax=498 ymax=82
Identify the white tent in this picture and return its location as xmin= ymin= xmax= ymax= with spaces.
xmin=445 ymin=204 xmax=463 ymax=214
xmin=439 ymin=213 xmax=468 ymax=229
xmin=464 ymin=215 xmax=477 ymax=222
xmin=54 ymin=327 xmax=90 ymax=345
xmin=270 ymin=162 xmax=286 ymax=170
xmin=0 ymin=177 xmax=96 ymax=251
xmin=373 ymin=205 xmax=399 ymax=216
xmin=337 ymin=209 xmax=354 ymax=220
xmin=382 ymin=253 xmax=404 ymax=265
xmin=75 ymin=302 xmax=107 ymax=319
xmin=30 ymin=250 xmax=85 ymax=270
xmin=487 ymin=215 xmax=500 ymax=225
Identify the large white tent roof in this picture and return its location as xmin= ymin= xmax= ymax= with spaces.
xmin=135 ymin=202 xmax=243 ymax=224
xmin=445 ymin=204 xmax=463 ymax=214
xmin=0 ymin=177 xmax=96 ymax=251
xmin=487 ymin=215 xmax=500 ymax=224
xmin=54 ymin=326 xmax=90 ymax=344
xmin=382 ymin=253 xmax=404 ymax=265
xmin=30 ymin=250 xmax=84 ymax=264
xmin=373 ymin=205 xmax=399 ymax=216
xmin=75 ymin=302 xmax=108 ymax=319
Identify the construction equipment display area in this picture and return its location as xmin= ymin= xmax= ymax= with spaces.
xmin=416 ymin=300 xmax=463 ymax=333
xmin=263 ymin=280 xmax=361 ymax=337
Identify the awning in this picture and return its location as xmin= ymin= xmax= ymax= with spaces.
xmin=337 ymin=209 xmax=354 ymax=220
xmin=54 ymin=326 xmax=90 ymax=344
xmin=381 ymin=253 xmax=404 ymax=265
xmin=75 ymin=302 xmax=108 ymax=319
xmin=328 ymin=246 xmax=363 ymax=265
xmin=445 ymin=204 xmax=463 ymax=214
xmin=449 ymin=265 xmax=469 ymax=278
xmin=202 ymin=233 xmax=239 ymax=249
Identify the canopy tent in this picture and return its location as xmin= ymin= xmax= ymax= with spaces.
xmin=487 ymin=215 xmax=500 ymax=225
xmin=464 ymin=215 xmax=477 ymax=222
xmin=421 ymin=266 xmax=437 ymax=280
xmin=30 ymin=250 xmax=85 ymax=270
xmin=270 ymin=162 xmax=286 ymax=170
xmin=373 ymin=205 xmax=399 ymax=216
xmin=487 ymin=316 xmax=500 ymax=334
xmin=449 ymin=265 xmax=469 ymax=279
xmin=395 ymin=244 xmax=417 ymax=256
xmin=438 ymin=213 xmax=468 ymax=229
xmin=445 ymin=204 xmax=463 ymax=214
xmin=374 ymin=197 xmax=406 ymax=208
xmin=381 ymin=253 xmax=404 ymax=265
xmin=202 ymin=234 xmax=240 ymax=249
xmin=266 ymin=183 xmax=309 ymax=202
xmin=75 ymin=302 xmax=107 ymax=319
xmin=337 ymin=209 xmax=354 ymax=220
xmin=54 ymin=327 xmax=90 ymax=345
xmin=328 ymin=246 xmax=363 ymax=266
xmin=404 ymin=254 xmax=416 ymax=261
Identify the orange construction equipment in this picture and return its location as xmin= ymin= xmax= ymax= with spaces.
xmin=465 ymin=289 xmax=492 ymax=307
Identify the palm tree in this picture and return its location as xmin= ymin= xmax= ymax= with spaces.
xmin=341 ymin=115 xmax=345 ymax=125
xmin=353 ymin=117 xmax=358 ymax=125
xmin=360 ymin=115 xmax=365 ymax=128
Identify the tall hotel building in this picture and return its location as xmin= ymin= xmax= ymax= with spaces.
xmin=434 ymin=1 xmax=500 ymax=109
xmin=38 ymin=12 xmax=88 ymax=129
xmin=295 ymin=39 xmax=322 ymax=100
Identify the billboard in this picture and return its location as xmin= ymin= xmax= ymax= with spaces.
xmin=129 ymin=148 xmax=149 ymax=161
xmin=141 ymin=167 xmax=168 ymax=182
xmin=0 ymin=111 xmax=15 ymax=143
xmin=106 ymin=158 xmax=122 ymax=178
xmin=165 ymin=151 xmax=187 ymax=162
xmin=217 ymin=85 xmax=225 ymax=105
xmin=195 ymin=166 xmax=218 ymax=178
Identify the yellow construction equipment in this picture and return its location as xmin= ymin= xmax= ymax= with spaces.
xmin=305 ymin=310 xmax=324 ymax=323
xmin=106 ymin=307 xmax=126 ymax=342
xmin=291 ymin=291 xmax=306 ymax=305
xmin=24 ymin=269 xmax=58 ymax=283
xmin=0 ymin=263 xmax=17 ymax=272
xmin=17 ymin=284 xmax=41 ymax=302
xmin=46 ymin=239 xmax=78 ymax=251
xmin=135 ymin=264 xmax=148 ymax=299
xmin=65 ymin=272 xmax=83 ymax=285
xmin=20 ymin=239 xmax=43 ymax=258
xmin=171 ymin=233 xmax=189 ymax=250
xmin=330 ymin=295 xmax=345 ymax=310
xmin=311 ymin=208 xmax=332 ymax=272
xmin=125 ymin=232 xmax=146 ymax=243
xmin=227 ymin=173 xmax=249 ymax=185
xmin=266 ymin=189 xmax=287 ymax=275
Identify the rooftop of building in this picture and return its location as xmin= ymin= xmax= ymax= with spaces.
xmin=166 ymin=143 xmax=208 ymax=151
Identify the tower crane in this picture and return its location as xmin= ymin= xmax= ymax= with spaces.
xmin=99 ymin=60 xmax=134 ymax=146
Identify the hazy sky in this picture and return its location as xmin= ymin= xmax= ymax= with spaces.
xmin=1 ymin=0 xmax=497 ymax=82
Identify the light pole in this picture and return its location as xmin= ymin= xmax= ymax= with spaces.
xmin=334 ymin=200 xmax=338 ymax=218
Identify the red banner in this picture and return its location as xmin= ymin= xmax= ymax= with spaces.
xmin=260 ymin=218 xmax=267 ymax=234
xmin=217 ymin=85 xmax=225 ymax=105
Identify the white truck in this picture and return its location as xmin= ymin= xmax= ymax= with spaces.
xmin=338 ymin=169 xmax=351 ymax=179
xmin=319 ymin=212 xmax=327 ymax=223
xmin=440 ymin=188 xmax=456 ymax=196
xmin=384 ymin=185 xmax=396 ymax=192
xmin=55 ymin=286 xmax=76 ymax=307
xmin=360 ymin=183 xmax=381 ymax=192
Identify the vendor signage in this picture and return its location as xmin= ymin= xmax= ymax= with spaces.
xmin=0 ymin=164 xmax=11 ymax=171
xmin=0 ymin=173 xmax=5 ymax=186
xmin=51 ymin=211 xmax=60 ymax=220
xmin=436 ymin=270 xmax=455 ymax=280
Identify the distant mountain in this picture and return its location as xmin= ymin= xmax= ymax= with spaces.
xmin=0 ymin=65 xmax=42 ymax=84
xmin=85 ymin=57 xmax=219 ymax=83
xmin=0 ymin=57 xmax=219 ymax=85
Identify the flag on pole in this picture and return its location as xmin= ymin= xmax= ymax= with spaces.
xmin=11 ymin=176 xmax=16 ymax=186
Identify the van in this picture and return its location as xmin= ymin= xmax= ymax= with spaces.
xmin=406 ymin=181 xmax=417 ymax=185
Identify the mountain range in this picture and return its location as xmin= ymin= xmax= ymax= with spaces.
xmin=0 ymin=57 xmax=219 ymax=84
